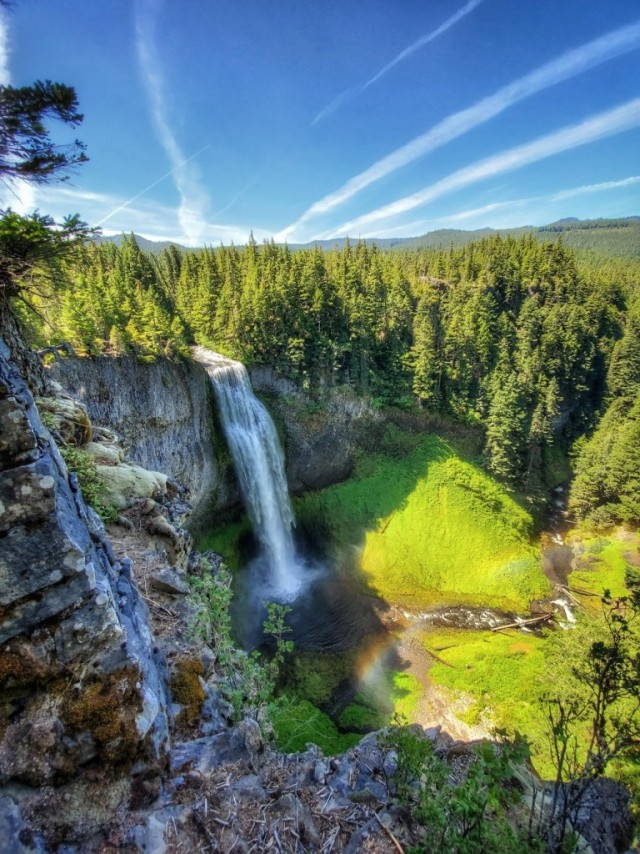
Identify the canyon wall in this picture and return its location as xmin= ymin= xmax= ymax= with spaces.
xmin=51 ymin=356 xmax=379 ymax=522
xmin=0 ymin=340 xmax=169 ymax=794
xmin=50 ymin=355 xmax=233 ymax=529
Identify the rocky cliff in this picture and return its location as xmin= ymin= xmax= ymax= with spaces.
xmin=51 ymin=354 xmax=379 ymax=522
xmin=50 ymin=355 xmax=232 ymax=530
xmin=249 ymin=365 xmax=380 ymax=494
xmin=0 ymin=339 xmax=169 ymax=843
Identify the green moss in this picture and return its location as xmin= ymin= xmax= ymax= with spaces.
xmin=0 ymin=648 xmax=45 ymax=688
xmin=59 ymin=445 xmax=119 ymax=523
xmin=284 ymin=651 xmax=357 ymax=707
xmin=336 ymin=671 xmax=422 ymax=732
xmin=169 ymin=657 xmax=206 ymax=724
xmin=423 ymin=628 xmax=551 ymax=773
xmin=61 ymin=669 xmax=142 ymax=763
xmin=339 ymin=695 xmax=388 ymax=732
xmin=569 ymin=535 xmax=634 ymax=601
xmin=202 ymin=427 xmax=547 ymax=610
xmin=295 ymin=434 xmax=548 ymax=611
xmin=197 ymin=518 xmax=250 ymax=571
xmin=270 ymin=696 xmax=361 ymax=755
xmin=391 ymin=671 xmax=422 ymax=720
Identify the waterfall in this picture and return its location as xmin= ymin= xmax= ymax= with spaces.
xmin=193 ymin=347 xmax=302 ymax=600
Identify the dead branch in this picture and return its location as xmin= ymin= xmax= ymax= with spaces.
xmin=374 ymin=811 xmax=405 ymax=854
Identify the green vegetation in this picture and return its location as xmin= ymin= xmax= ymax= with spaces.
xmin=0 ymin=78 xmax=92 ymax=334
xmin=5 ymin=41 xmax=639 ymax=853
xmin=422 ymin=541 xmax=640 ymax=801
xmin=569 ymin=311 xmax=640 ymax=526
xmin=59 ymin=445 xmax=119 ymax=523
xmin=272 ymin=651 xmax=422 ymax=754
xmin=378 ymin=217 xmax=640 ymax=259
xmin=17 ymin=231 xmax=640 ymax=515
xmin=339 ymin=672 xmax=422 ymax=732
xmin=198 ymin=519 xmax=250 ymax=571
xmin=284 ymin=650 xmax=356 ymax=708
xmin=269 ymin=696 xmax=361 ymax=755
xmin=425 ymin=628 xmax=550 ymax=771
xmin=188 ymin=564 xmax=293 ymax=727
xmin=391 ymin=671 xmax=423 ymax=720
xmin=568 ymin=536 xmax=633 ymax=601
xmin=295 ymin=433 xmax=548 ymax=610
xmin=385 ymin=584 xmax=640 ymax=851
xmin=385 ymin=726 xmax=542 ymax=853
xmin=541 ymin=590 xmax=640 ymax=848
xmin=0 ymin=79 xmax=87 ymax=183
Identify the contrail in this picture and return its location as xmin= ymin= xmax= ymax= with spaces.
xmin=442 ymin=175 xmax=640 ymax=222
xmin=312 ymin=0 xmax=485 ymax=124
xmin=365 ymin=173 xmax=640 ymax=236
xmin=322 ymin=98 xmax=640 ymax=238
xmin=280 ymin=19 xmax=640 ymax=242
xmin=95 ymin=144 xmax=210 ymax=227
xmin=365 ymin=0 xmax=484 ymax=89
xmin=135 ymin=0 xmax=210 ymax=244
xmin=313 ymin=0 xmax=484 ymax=124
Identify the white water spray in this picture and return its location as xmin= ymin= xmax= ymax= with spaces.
xmin=193 ymin=347 xmax=302 ymax=600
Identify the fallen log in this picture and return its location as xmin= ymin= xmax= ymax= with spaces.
xmin=567 ymin=585 xmax=600 ymax=598
xmin=558 ymin=585 xmax=588 ymax=609
xmin=491 ymin=614 xmax=554 ymax=632
xmin=424 ymin=647 xmax=455 ymax=668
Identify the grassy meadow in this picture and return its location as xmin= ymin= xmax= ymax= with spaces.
xmin=294 ymin=429 xmax=549 ymax=611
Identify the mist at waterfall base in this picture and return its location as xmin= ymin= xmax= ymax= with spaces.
xmin=201 ymin=348 xmax=388 ymax=659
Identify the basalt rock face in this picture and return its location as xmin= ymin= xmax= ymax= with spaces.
xmin=50 ymin=355 xmax=378 ymax=526
xmin=250 ymin=366 xmax=381 ymax=494
xmin=50 ymin=355 xmax=234 ymax=529
xmin=0 ymin=339 xmax=169 ymax=793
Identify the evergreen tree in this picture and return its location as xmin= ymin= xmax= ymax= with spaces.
xmin=0 ymin=80 xmax=87 ymax=183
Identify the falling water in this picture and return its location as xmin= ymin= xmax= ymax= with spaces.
xmin=193 ymin=347 xmax=302 ymax=600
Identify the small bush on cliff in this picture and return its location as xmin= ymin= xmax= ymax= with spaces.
xmin=59 ymin=445 xmax=118 ymax=523
xmin=385 ymin=726 xmax=542 ymax=853
xmin=188 ymin=564 xmax=294 ymax=728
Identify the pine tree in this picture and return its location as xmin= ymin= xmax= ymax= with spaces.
xmin=0 ymin=80 xmax=87 ymax=183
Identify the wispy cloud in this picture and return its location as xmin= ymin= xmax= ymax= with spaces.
xmin=552 ymin=174 xmax=640 ymax=201
xmin=322 ymin=98 xmax=640 ymax=238
xmin=95 ymin=143 xmax=210 ymax=227
xmin=211 ymin=177 xmax=261 ymax=220
xmin=313 ymin=0 xmax=484 ymax=125
xmin=280 ymin=19 xmax=640 ymax=242
xmin=363 ymin=0 xmax=484 ymax=90
xmin=134 ymin=0 xmax=210 ymax=244
xmin=442 ymin=175 xmax=640 ymax=222
xmin=349 ymin=175 xmax=640 ymax=238
xmin=29 ymin=183 xmax=266 ymax=246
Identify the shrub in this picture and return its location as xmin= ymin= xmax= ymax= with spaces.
xmin=59 ymin=445 xmax=118 ymax=523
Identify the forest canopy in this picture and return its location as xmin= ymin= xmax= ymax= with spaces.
xmin=16 ymin=231 xmax=640 ymax=528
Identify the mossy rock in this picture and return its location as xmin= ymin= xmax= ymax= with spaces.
xmin=36 ymin=383 xmax=92 ymax=446
xmin=169 ymin=656 xmax=205 ymax=725
xmin=96 ymin=462 xmax=167 ymax=510
xmin=59 ymin=668 xmax=144 ymax=766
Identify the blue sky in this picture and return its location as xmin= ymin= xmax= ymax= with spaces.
xmin=2 ymin=0 xmax=640 ymax=245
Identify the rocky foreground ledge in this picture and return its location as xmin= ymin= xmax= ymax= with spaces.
xmin=0 ymin=343 xmax=634 ymax=853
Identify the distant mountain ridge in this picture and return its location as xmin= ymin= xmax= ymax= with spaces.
xmin=95 ymin=233 xmax=189 ymax=254
xmin=97 ymin=216 xmax=640 ymax=258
